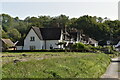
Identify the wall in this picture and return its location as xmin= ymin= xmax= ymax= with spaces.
xmin=45 ymin=29 xmax=63 ymax=49
xmin=94 ymin=43 xmax=98 ymax=47
xmin=16 ymin=46 xmax=23 ymax=50
xmin=59 ymin=29 xmax=64 ymax=41
xmin=23 ymin=28 xmax=64 ymax=50
xmin=23 ymin=28 xmax=44 ymax=50
xmin=45 ymin=40 xmax=60 ymax=49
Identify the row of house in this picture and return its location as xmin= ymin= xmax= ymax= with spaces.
xmin=15 ymin=27 xmax=98 ymax=50
xmin=1 ymin=26 xmax=120 ymax=51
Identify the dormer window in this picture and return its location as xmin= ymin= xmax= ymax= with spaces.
xmin=30 ymin=36 xmax=35 ymax=41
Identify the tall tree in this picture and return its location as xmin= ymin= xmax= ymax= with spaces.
xmin=7 ymin=28 xmax=21 ymax=42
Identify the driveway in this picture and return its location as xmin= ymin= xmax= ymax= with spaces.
xmin=101 ymin=57 xmax=120 ymax=79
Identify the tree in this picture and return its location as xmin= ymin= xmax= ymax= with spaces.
xmin=1 ymin=13 xmax=120 ymax=45
xmin=7 ymin=28 xmax=21 ymax=42
xmin=50 ymin=14 xmax=69 ymax=29
xmin=38 ymin=16 xmax=52 ymax=28
xmin=104 ymin=20 xmax=120 ymax=44
xmin=2 ymin=14 xmax=14 ymax=31
xmin=73 ymin=15 xmax=98 ymax=38
xmin=97 ymin=17 xmax=103 ymax=23
xmin=2 ymin=30 xmax=8 ymax=38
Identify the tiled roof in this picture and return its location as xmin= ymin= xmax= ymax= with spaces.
xmin=32 ymin=27 xmax=61 ymax=40
xmin=89 ymin=38 xmax=98 ymax=44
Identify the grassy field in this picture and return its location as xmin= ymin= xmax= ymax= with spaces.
xmin=2 ymin=52 xmax=110 ymax=78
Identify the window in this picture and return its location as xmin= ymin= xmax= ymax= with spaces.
xmin=50 ymin=44 xmax=53 ymax=49
xmin=30 ymin=46 xmax=36 ymax=50
xmin=30 ymin=36 xmax=35 ymax=41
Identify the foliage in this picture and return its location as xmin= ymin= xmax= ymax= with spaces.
xmin=72 ymin=42 xmax=89 ymax=51
xmin=7 ymin=28 xmax=21 ymax=42
xmin=98 ymin=46 xmax=120 ymax=58
xmin=1 ymin=30 xmax=8 ymax=38
xmin=2 ymin=52 xmax=110 ymax=78
xmin=1 ymin=14 xmax=120 ymax=44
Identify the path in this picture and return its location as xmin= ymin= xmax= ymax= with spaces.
xmin=101 ymin=57 xmax=120 ymax=79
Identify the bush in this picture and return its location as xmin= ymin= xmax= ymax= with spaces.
xmin=99 ymin=46 xmax=120 ymax=57
xmin=72 ymin=43 xmax=89 ymax=51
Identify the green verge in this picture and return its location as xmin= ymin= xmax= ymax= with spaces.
xmin=2 ymin=53 xmax=110 ymax=78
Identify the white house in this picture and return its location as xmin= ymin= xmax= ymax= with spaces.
xmin=16 ymin=27 xmax=99 ymax=50
xmin=16 ymin=27 xmax=63 ymax=50
xmin=88 ymin=38 xmax=98 ymax=47
xmin=115 ymin=41 xmax=120 ymax=52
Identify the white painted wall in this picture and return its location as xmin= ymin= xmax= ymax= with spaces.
xmin=23 ymin=28 xmax=44 ymax=50
xmin=116 ymin=48 xmax=120 ymax=52
xmin=22 ymin=28 xmax=63 ymax=50
xmin=45 ymin=40 xmax=59 ymax=49
xmin=59 ymin=29 xmax=63 ymax=41
xmin=94 ymin=43 xmax=98 ymax=47
xmin=16 ymin=46 xmax=23 ymax=50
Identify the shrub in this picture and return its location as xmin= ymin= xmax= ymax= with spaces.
xmin=99 ymin=46 xmax=120 ymax=57
xmin=72 ymin=42 xmax=89 ymax=51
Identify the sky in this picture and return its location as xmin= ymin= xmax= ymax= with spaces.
xmin=1 ymin=0 xmax=120 ymax=20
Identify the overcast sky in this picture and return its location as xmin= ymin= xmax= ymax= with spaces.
xmin=1 ymin=0 xmax=120 ymax=20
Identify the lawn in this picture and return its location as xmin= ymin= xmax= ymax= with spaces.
xmin=2 ymin=52 xmax=110 ymax=78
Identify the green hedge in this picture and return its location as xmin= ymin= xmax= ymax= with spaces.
xmin=72 ymin=42 xmax=90 ymax=51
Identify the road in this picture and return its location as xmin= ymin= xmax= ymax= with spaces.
xmin=101 ymin=57 xmax=120 ymax=79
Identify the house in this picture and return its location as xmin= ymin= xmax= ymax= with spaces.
xmin=16 ymin=27 xmax=63 ymax=50
xmin=62 ymin=29 xmax=83 ymax=47
xmin=16 ymin=27 xmax=98 ymax=50
xmin=115 ymin=41 xmax=120 ymax=52
xmin=68 ymin=31 xmax=81 ymax=43
xmin=88 ymin=38 xmax=98 ymax=47
xmin=62 ymin=29 xmax=98 ymax=47
xmin=115 ymin=45 xmax=120 ymax=52
xmin=1 ymin=38 xmax=15 ymax=50
xmin=80 ymin=34 xmax=89 ymax=44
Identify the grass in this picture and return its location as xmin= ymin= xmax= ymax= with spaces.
xmin=2 ymin=52 xmax=110 ymax=78
xmin=2 ymin=52 xmax=90 ymax=64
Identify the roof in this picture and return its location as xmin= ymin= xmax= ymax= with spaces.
xmin=1 ymin=39 xmax=14 ymax=46
xmin=82 ymin=35 xmax=89 ymax=42
xmin=116 ymin=45 xmax=120 ymax=48
xmin=89 ymin=38 xmax=98 ymax=44
xmin=16 ymin=40 xmax=24 ymax=46
xmin=32 ymin=27 xmax=43 ymax=40
xmin=16 ymin=27 xmax=62 ymax=46
xmin=32 ymin=27 xmax=61 ymax=40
